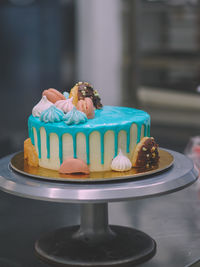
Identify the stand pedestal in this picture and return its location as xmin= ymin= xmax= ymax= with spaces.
xmin=0 ymin=149 xmax=198 ymax=266
xmin=35 ymin=203 xmax=156 ymax=266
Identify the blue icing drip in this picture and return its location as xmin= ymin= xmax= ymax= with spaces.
xmin=28 ymin=118 xmax=34 ymax=145
xmin=63 ymin=107 xmax=87 ymax=125
xmin=85 ymin=133 xmax=90 ymax=164
xmin=40 ymin=105 xmax=64 ymax=123
xmin=148 ymin=123 xmax=150 ymax=136
xmin=46 ymin=133 xmax=50 ymax=158
xmin=137 ymin=124 xmax=142 ymax=143
xmin=144 ymin=124 xmax=150 ymax=137
xmin=73 ymin=134 xmax=77 ymax=158
xmin=126 ymin=126 xmax=131 ymax=153
xmin=114 ymin=131 xmax=119 ymax=157
xmin=100 ymin=132 xmax=105 ymax=164
xmin=58 ymin=135 xmax=63 ymax=164
xmin=31 ymin=128 xmax=35 ymax=146
xmin=36 ymin=129 xmax=41 ymax=158
xmin=28 ymin=106 xmax=150 ymax=166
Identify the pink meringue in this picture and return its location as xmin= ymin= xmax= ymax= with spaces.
xmin=55 ymin=97 xmax=74 ymax=113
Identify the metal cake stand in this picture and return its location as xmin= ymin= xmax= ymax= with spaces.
xmin=0 ymin=149 xmax=198 ymax=267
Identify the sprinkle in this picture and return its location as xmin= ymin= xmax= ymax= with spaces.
xmin=146 ymin=154 xmax=150 ymax=158
xmin=142 ymin=147 xmax=147 ymax=151
xmin=146 ymin=163 xmax=150 ymax=168
xmin=94 ymin=90 xmax=99 ymax=96
xmin=81 ymin=90 xmax=86 ymax=96
xmin=151 ymin=146 xmax=155 ymax=152
xmin=78 ymin=82 xmax=83 ymax=85
xmin=84 ymin=86 xmax=87 ymax=89
xmin=152 ymin=153 xmax=156 ymax=158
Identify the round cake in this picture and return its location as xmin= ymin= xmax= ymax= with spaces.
xmin=24 ymin=82 xmax=159 ymax=174
xmin=28 ymin=106 xmax=150 ymax=172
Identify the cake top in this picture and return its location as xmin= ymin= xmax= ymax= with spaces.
xmin=29 ymin=83 xmax=151 ymax=155
xmin=29 ymin=106 xmax=150 ymax=132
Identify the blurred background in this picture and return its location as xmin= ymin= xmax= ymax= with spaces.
xmin=1 ymin=1 xmax=200 ymax=267
xmin=1 ymin=0 xmax=200 ymax=156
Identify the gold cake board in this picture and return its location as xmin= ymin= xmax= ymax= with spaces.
xmin=10 ymin=149 xmax=174 ymax=182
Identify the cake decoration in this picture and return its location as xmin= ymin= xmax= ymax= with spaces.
xmin=63 ymin=91 xmax=69 ymax=99
xmin=111 ymin=149 xmax=132 ymax=172
xmin=32 ymin=95 xmax=53 ymax=117
xmin=69 ymin=84 xmax=79 ymax=106
xmin=42 ymin=88 xmax=66 ymax=103
xmin=40 ymin=105 xmax=64 ymax=123
xmin=69 ymin=82 xmax=103 ymax=109
xmin=24 ymin=138 xmax=39 ymax=167
xmin=76 ymin=97 xmax=95 ymax=119
xmin=63 ymin=106 xmax=88 ymax=125
xmin=132 ymin=137 xmax=159 ymax=168
xmin=59 ymin=158 xmax=89 ymax=174
xmin=55 ymin=97 xmax=74 ymax=113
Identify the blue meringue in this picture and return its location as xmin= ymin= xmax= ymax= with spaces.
xmin=63 ymin=106 xmax=87 ymax=125
xmin=40 ymin=105 xmax=64 ymax=123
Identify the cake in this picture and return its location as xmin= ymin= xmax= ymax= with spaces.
xmin=25 ymin=82 xmax=159 ymax=174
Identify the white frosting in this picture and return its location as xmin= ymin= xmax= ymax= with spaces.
xmin=111 ymin=149 xmax=132 ymax=172
xmin=55 ymin=97 xmax=74 ymax=113
xmin=32 ymin=96 xmax=53 ymax=117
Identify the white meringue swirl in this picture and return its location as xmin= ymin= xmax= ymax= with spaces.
xmin=111 ymin=149 xmax=132 ymax=172
xmin=32 ymin=95 xmax=53 ymax=117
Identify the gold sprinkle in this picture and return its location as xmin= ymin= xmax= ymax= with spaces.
xmin=94 ymin=90 xmax=99 ymax=96
xmin=142 ymin=147 xmax=147 ymax=151
xmin=146 ymin=163 xmax=150 ymax=168
xmin=151 ymin=146 xmax=155 ymax=152
xmin=78 ymin=82 xmax=83 ymax=85
xmin=152 ymin=153 xmax=156 ymax=158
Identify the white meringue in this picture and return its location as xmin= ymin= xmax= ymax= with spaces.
xmin=111 ymin=149 xmax=132 ymax=172
xmin=32 ymin=95 xmax=53 ymax=117
xmin=55 ymin=97 xmax=74 ymax=113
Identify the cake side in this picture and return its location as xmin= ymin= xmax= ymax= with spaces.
xmin=28 ymin=106 xmax=150 ymax=172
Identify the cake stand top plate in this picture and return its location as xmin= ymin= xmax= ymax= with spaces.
xmin=0 ymin=149 xmax=198 ymax=203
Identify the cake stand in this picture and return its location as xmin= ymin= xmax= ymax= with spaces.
xmin=0 ymin=149 xmax=198 ymax=267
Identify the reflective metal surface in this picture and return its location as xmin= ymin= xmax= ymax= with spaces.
xmin=10 ymin=149 xmax=173 ymax=182
xmin=0 ymin=149 xmax=197 ymax=203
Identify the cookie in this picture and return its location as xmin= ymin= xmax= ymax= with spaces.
xmin=69 ymin=82 xmax=103 ymax=109
xmin=132 ymin=137 xmax=159 ymax=168
xmin=24 ymin=138 xmax=39 ymax=167
xmin=42 ymin=88 xmax=66 ymax=103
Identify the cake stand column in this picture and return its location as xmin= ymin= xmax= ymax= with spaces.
xmin=77 ymin=203 xmax=114 ymax=242
xmin=35 ymin=202 xmax=156 ymax=266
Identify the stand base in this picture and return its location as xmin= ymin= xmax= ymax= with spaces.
xmin=35 ymin=225 xmax=156 ymax=267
